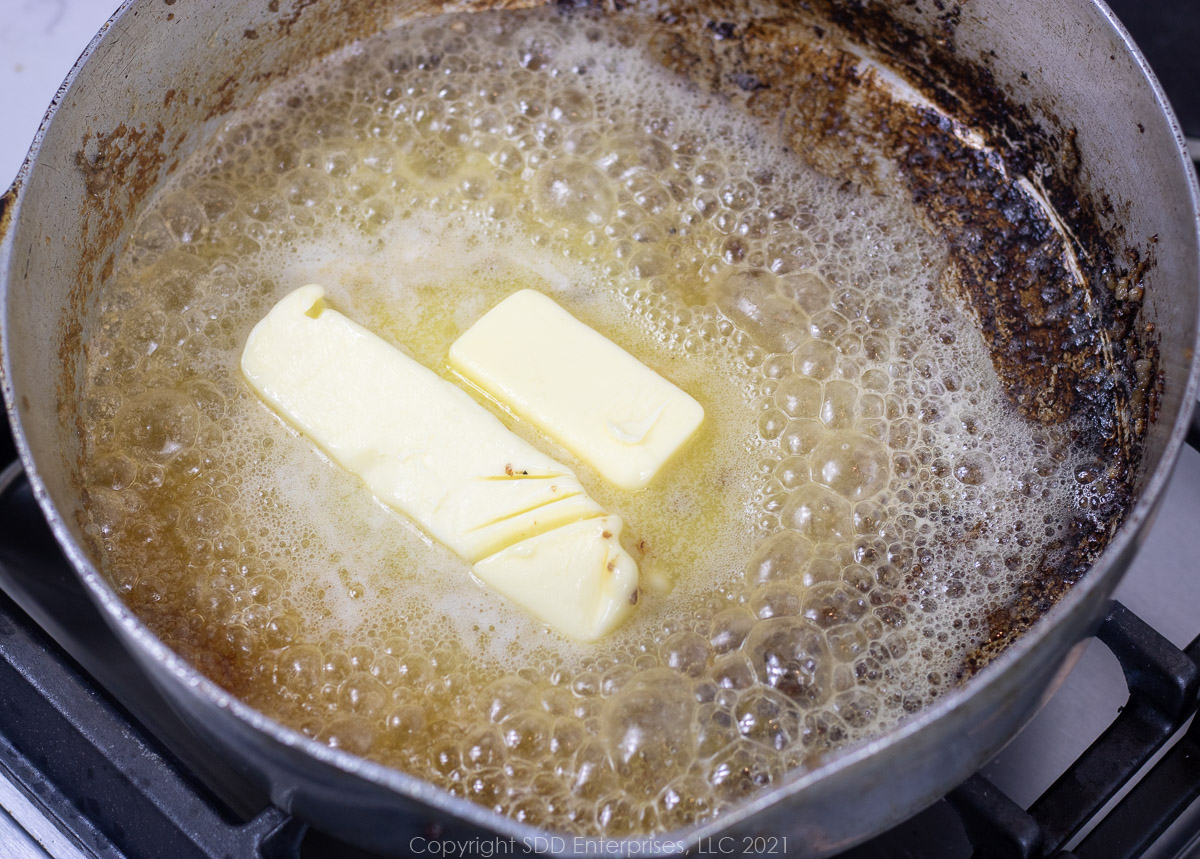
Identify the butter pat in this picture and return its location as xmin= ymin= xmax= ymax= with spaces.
xmin=474 ymin=515 xmax=636 ymax=641
xmin=449 ymin=290 xmax=703 ymax=491
xmin=241 ymin=284 xmax=638 ymax=642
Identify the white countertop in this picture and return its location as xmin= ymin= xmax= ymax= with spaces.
xmin=1 ymin=0 xmax=118 ymax=190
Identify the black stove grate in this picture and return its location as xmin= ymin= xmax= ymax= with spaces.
xmin=0 ymin=584 xmax=303 ymax=859
xmin=945 ymin=603 xmax=1200 ymax=859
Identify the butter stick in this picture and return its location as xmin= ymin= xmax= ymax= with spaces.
xmin=241 ymin=284 xmax=638 ymax=641
xmin=450 ymin=290 xmax=704 ymax=490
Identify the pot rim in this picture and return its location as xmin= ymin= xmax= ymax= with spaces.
xmin=2 ymin=0 xmax=1199 ymax=853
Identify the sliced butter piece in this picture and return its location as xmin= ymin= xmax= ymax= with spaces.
xmin=241 ymin=284 xmax=638 ymax=641
xmin=449 ymin=289 xmax=704 ymax=491
xmin=474 ymin=515 xmax=639 ymax=643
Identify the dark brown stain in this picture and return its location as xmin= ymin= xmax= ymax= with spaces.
xmin=0 ymin=181 xmax=20 ymax=246
xmin=63 ymin=120 xmax=181 ymax=451
xmin=162 ymin=88 xmax=176 ymax=108
xmin=277 ymin=0 xmax=322 ymax=36
xmin=204 ymin=75 xmax=240 ymax=121
xmin=244 ymin=28 xmax=260 ymax=40
xmin=75 ymin=123 xmax=168 ymax=200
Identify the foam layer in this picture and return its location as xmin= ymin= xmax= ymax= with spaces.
xmin=75 ymin=6 xmax=1103 ymax=836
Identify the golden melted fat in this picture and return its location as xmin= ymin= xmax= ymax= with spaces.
xmin=77 ymin=6 xmax=1108 ymax=836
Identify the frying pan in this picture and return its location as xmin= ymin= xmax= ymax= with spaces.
xmin=1 ymin=0 xmax=1198 ymax=855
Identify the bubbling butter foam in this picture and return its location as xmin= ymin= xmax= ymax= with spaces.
xmin=77 ymin=6 xmax=1101 ymax=835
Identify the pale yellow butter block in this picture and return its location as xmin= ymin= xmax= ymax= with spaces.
xmin=241 ymin=284 xmax=638 ymax=641
xmin=473 ymin=515 xmax=638 ymax=643
xmin=449 ymin=290 xmax=704 ymax=491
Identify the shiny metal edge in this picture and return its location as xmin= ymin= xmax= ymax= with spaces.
xmin=0 ymin=767 xmax=90 ymax=859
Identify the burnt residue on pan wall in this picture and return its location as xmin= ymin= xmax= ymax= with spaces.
xmin=58 ymin=0 xmax=1152 ymax=682
xmin=68 ymin=122 xmax=178 ymax=468
xmin=620 ymin=0 xmax=1155 ymax=673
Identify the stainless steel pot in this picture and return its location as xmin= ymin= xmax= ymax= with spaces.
xmin=1 ymin=0 xmax=1198 ymax=855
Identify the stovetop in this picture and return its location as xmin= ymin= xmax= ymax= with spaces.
xmin=2 ymin=1 xmax=1200 ymax=857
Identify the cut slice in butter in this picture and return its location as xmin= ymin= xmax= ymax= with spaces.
xmin=448 ymin=290 xmax=704 ymax=491
xmin=474 ymin=515 xmax=637 ymax=641
xmin=241 ymin=284 xmax=638 ymax=642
